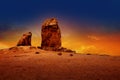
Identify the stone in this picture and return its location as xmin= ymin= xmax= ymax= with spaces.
xmin=56 ymin=47 xmax=76 ymax=53
xmin=41 ymin=18 xmax=61 ymax=50
xmin=70 ymin=54 xmax=73 ymax=56
xmin=17 ymin=32 xmax=32 ymax=46
xmin=57 ymin=52 xmax=62 ymax=56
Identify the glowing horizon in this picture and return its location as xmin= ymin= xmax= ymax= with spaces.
xmin=0 ymin=19 xmax=120 ymax=56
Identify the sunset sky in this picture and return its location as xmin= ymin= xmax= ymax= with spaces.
xmin=0 ymin=0 xmax=120 ymax=56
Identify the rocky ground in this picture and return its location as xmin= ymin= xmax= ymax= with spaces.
xmin=0 ymin=46 xmax=120 ymax=80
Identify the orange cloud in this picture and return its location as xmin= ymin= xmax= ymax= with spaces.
xmin=88 ymin=35 xmax=100 ymax=41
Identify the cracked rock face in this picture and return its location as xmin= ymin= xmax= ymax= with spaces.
xmin=17 ymin=32 xmax=32 ymax=46
xmin=41 ymin=18 xmax=61 ymax=50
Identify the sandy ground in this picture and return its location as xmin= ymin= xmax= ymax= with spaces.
xmin=0 ymin=46 xmax=120 ymax=80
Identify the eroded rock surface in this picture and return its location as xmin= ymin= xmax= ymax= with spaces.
xmin=17 ymin=32 xmax=32 ymax=46
xmin=41 ymin=18 xmax=61 ymax=50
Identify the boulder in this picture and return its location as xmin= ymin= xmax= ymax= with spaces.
xmin=41 ymin=18 xmax=61 ymax=50
xmin=56 ymin=47 xmax=76 ymax=53
xmin=17 ymin=32 xmax=32 ymax=46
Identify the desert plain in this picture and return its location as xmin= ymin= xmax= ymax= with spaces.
xmin=0 ymin=46 xmax=119 ymax=80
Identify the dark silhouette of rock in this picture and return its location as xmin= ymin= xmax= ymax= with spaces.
xmin=41 ymin=18 xmax=61 ymax=50
xmin=57 ymin=52 xmax=62 ymax=56
xmin=17 ymin=32 xmax=32 ymax=46
xmin=35 ymin=52 xmax=40 ymax=54
xmin=56 ymin=47 xmax=76 ymax=53
xmin=70 ymin=53 xmax=73 ymax=56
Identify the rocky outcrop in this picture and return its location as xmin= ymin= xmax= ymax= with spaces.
xmin=41 ymin=18 xmax=61 ymax=50
xmin=17 ymin=32 xmax=32 ymax=46
xmin=55 ymin=47 xmax=76 ymax=53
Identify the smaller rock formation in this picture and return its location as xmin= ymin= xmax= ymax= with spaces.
xmin=41 ymin=18 xmax=61 ymax=50
xmin=56 ymin=47 xmax=76 ymax=53
xmin=17 ymin=32 xmax=32 ymax=46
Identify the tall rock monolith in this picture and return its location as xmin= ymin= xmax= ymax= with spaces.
xmin=41 ymin=18 xmax=61 ymax=50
